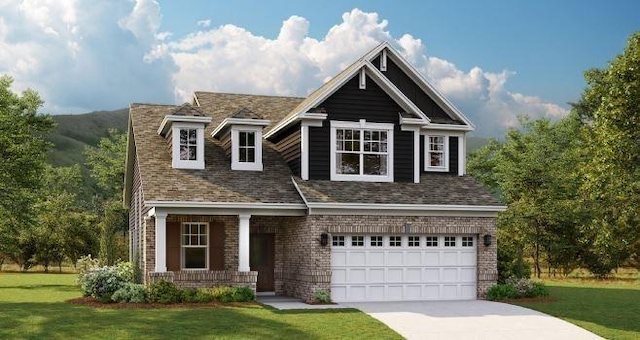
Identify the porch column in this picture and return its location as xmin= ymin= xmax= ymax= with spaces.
xmin=154 ymin=211 xmax=168 ymax=272
xmin=238 ymin=213 xmax=251 ymax=272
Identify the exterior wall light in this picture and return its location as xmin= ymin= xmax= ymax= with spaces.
xmin=320 ymin=232 xmax=329 ymax=246
xmin=483 ymin=234 xmax=492 ymax=247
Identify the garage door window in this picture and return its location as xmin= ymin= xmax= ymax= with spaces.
xmin=370 ymin=236 xmax=383 ymax=247
xmin=444 ymin=236 xmax=456 ymax=247
xmin=425 ymin=236 xmax=438 ymax=247
xmin=332 ymin=235 xmax=345 ymax=246
xmin=408 ymin=236 xmax=420 ymax=247
xmin=462 ymin=236 xmax=474 ymax=247
xmin=351 ymin=236 xmax=364 ymax=246
xmin=390 ymin=236 xmax=401 ymax=247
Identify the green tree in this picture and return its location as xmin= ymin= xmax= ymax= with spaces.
xmin=0 ymin=75 xmax=54 ymax=270
xmin=577 ymin=32 xmax=640 ymax=277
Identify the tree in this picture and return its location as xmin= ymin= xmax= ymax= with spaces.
xmin=0 ymin=75 xmax=54 ymax=270
xmin=577 ymin=32 xmax=640 ymax=277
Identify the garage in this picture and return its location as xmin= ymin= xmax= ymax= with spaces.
xmin=331 ymin=234 xmax=477 ymax=302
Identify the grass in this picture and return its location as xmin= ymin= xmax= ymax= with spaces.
xmin=511 ymin=278 xmax=640 ymax=340
xmin=0 ymin=273 xmax=401 ymax=340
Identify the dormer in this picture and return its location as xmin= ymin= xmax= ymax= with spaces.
xmin=211 ymin=108 xmax=270 ymax=171
xmin=157 ymin=103 xmax=212 ymax=170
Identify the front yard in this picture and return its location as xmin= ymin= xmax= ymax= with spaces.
xmin=0 ymin=273 xmax=401 ymax=339
xmin=512 ymin=279 xmax=640 ymax=340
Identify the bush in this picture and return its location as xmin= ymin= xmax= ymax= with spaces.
xmin=205 ymin=286 xmax=255 ymax=302
xmin=114 ymin=261 xmax=134 ymax=283
xmin=486 ymin=283 xmax=520 ymax=300
xmin=505 ymin=277 xmax=533 ymax=296
xmin=112 ymin=283 xmax=147 ymax=303
xmin=526 ymin=282 xmax=550 ymax=298
xmin=79 ymin=266 xmax=128 ymax=302
xmin=487 ymin=278 xmax=550 ymax=300
xmin=314 ymin=290 xmax=331 ymax=303
xmin=497 ymin=245 xmax=531 ymax=283
xmin=181 ymin=288 xmax=215 ymax=303
xmin=147 ymin=280 xmax=182 ymax=304
xmin=76 ymin=254 xmax=100 ymax=281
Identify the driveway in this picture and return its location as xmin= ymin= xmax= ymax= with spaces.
xmin=344 ymin=300 xmax=601 ymax=340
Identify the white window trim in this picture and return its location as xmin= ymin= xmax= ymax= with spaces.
xmin=181 ymin=222 xmax=209 ymax=270
xmin=171 ymin=122 xmax=205 ymax=169
xmin=330 ymin=120 xmax=394 ymax=182
xmin=231 ymin=125 xmax=263 ymax=171
xmin=424 ymin=134 xmax=449 ymax=172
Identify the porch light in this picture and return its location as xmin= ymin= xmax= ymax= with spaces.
xmin=320 ymin=232 xmax=329 ymax=246
xmin=483 ymin=234 xmax=492 ymax=247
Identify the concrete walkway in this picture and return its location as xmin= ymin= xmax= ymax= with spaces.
xmin=344 ymin=300 xmax=602 ymax=340
xmin=257 ymin=295 xmax=349 ymax=310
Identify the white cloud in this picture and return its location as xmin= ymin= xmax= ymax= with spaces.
xmin=0 ymin=3 xmax=566 ymax=135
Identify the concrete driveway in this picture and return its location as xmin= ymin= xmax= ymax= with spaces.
xmin=345 ymin=300 xmax=601 ymax=340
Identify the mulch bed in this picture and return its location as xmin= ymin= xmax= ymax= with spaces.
xmin=67 ymin=297 xmax=257 ymax=309
xmin=503 ymin=296 xmax=558 ymax=304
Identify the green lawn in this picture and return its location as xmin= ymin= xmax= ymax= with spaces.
xmin=512 ymin=279 xmax=640 ymax=340
xmin=0 ymin=273 xmax=401 ymax=340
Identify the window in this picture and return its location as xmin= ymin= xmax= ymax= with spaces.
xmin=408 ymin=236 xmax=420 ymax=247
xmin=370 ymin=236 xmax=383 ymax=247
xmin=331 ymin=120 xmax=394 ymax=182
xmin=232 ymin=126 xmax=263 ymax=171
xmin=444 ymin=236 xmax=456 ymax=247
xmin=351 ymin=236 xmax=364 ymax=246
xmin=425 ymin=236 xmax=438 ymax=247
xmin=462 ymin=236 xmax=474 ymax=247
xmin=171 ymin=123 xmax=205 ymax=169
xmin=390 ymin=236 xmax=401 ymax=247
xmin=332 ymin=235 xmax=345 ymax=246
xmin=425 ymin=135 xmax=448 ymax=171
xmin=181 ymin=222 xmax=208 ymax=269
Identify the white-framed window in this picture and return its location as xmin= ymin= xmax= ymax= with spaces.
xmin=171 ymin=123 xmax=205 ymax=169
xmin=330 ymin=120 xmax=394 ymax=182
xmin=351 ymin=236 xmax=364 ymax=247
xmin=370 ymin=236 xmax=383 ymax=247
xmin=425 ymin=236 xmax=438 ymax=247
xmin=231 ymin=126 xmax=263 ymax=171
xmin=181 ymin=222 xmax=208 ymax=270
xmin=444 ymin=236 xmax=456 ymax=247
xmin=462 ymin=236 xmax=474 ymax=247
xmin=332 ymin=235 xmax=345 ymax=246
xmin=389 ymin=236 xmax=401 ymax=247
xmin=408 ymin=236 xmax=420 ymax=247
xmin=425 ymin=135 xmax=449 ymax=172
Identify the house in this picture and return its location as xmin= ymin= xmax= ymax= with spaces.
xmin=123 ymin=42 xmax=505 ymax=303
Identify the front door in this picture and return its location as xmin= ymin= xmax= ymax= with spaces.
xmin=250 ymin=233 xmax=275 ymax=292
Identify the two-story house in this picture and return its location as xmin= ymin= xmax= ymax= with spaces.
xmin=123 ymin=42 xmax=505 ymax=303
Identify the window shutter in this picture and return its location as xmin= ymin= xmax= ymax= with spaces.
xmin=166 ymin=222 xmax=181 ymax=271
xmin=209 ymin=222 xmax=225 ymax=270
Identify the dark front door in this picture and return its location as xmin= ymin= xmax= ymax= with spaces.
xmin=250 ymin=233 xmax=275 ymax=292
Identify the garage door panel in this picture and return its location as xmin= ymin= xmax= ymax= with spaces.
xmin=332 ymin=252 xmax=347 ymax=266
xmin=405 ymin=252 xmax=422 ymax=266
xmin=349 ymin=286 xmax=366 ymax=300
xmin=459 ymin=251 xmax=477 ymax=265
xmin=460 ymin=268 xmax=476 ymax=282
xmin=349 ymin=268 xmax=366 ymax=283
xmin=441 ymin=252 xmax=458 ymax=266
xmin=368 ymin=251 xmax=384 ymax=265
xmin=387 ymin=268 xmax=403 ymax=282
xmin=461 ymin=284 xmax=477 ymax=299
xmin=405 ymin=268 xmax=422 ymax=282
xmin=387 ymin=252 xmax=403 ymax=265
xmin=406 ymin=285 xmax=422 ymax=299
xmin=424 ymin=285 xmax=440 ymax=299
xmin=387 ymin=285 xmax=403 ymax=299
xmin=368 ymin=268 xmax=385 ymax=282
xmin=441 ymin=285 xmax=458 ymax=299
xmin=348 ymin=252 xmax=366 ymax=266
xmin=423 ymin=252 xmax=439 ymax=266
xmin=368 ymin=286 xmax=385 ymax=299
xmin=442 ymin=268 xmax=458 ymax=282
xmin=332 ymin=269 xmax=347 ymax=283
xmin=424 ymin=268 xmax=440 ymax=282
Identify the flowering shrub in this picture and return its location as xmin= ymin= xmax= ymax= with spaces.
xmin=111 ymin=283 xmax=148 ymax=303
xmin=76 ymin=255 xmax=100 ymax=281
xmin=79 ymin=266 xmax=129 ymax=302
xmin=486 ymin=277 xmax=550 ymax=301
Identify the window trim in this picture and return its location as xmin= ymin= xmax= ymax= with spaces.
xmin=180 ymin=222 xmax=209 ymax=270
xmin=231 ymin=125 xmax=263 ymax=171
xmin=171 ymin=122 xmax=205 ymax=169
xmin=425 ymin=134 xmax=449 ymax=172
xmin=330 ymin=120 xmax=394 ymax=182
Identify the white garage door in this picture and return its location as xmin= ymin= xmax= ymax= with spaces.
xmin=331 ymin=235 xmax=477 ymax=302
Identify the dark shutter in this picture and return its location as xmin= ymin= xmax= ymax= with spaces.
xmin=166 ymin=222 xmax=181 ymax=271
xmin=449 ymin=136 xmax=459 ymax=175
xmin=209 ymin=222 xmax=225 ymax=270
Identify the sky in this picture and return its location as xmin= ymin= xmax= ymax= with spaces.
xmin=0 ymin=1 xmax=638 ymax=136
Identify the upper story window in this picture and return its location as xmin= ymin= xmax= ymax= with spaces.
xmin=231 ymin=126 xmax=263 ymax=171
xmin=330 ymin=120 xmax=394 ymax=182
xmin=171 ymin=123 xmax=206 ymax=169
xmin=425 ymin=135 xmax=449 ymax=172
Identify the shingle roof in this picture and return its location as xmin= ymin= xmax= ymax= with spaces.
xmin=130 ymin=103 xmax=304 ymax=204
xmin=170 ymin=103 xmax=205 ymax=117
xmin=293 ymin=174 xmax=503 ymax=206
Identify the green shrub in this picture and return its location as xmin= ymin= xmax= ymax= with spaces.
xmin=231 ymin=286 xmax=255 ymax=302
xmin=497 ymin=245 xmax=531 ymax=283
xmin=76 ymin=254 xmax=100 ymax=282
xmin=526 ymin=282 xmax=550 ymax=298
xmin=114 ymin=261 xmax=134 ymax=283
xmin=147 ymin=280 xmax=182 ymax=304
xmin=314 ymin=290 xmax=331 ymax=303
xmin=204 ymin=286 xmax=255 ymax=302
xmin=112 ymin=283 xmax=147 ymax=303
xmin=79 ymin=266 xmax=128 ymax=302
xmin=486 ymin=283 xmax=520 ymax=300
xmin=505 ymin=277 xmax=533 ymax=296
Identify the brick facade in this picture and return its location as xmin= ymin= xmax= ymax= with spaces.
xmin=141 ymin=213 xmax=497 ymax=301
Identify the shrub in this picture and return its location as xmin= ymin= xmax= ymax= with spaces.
xmin=205 ymin=286 xmax=255 ymax=302
xmin=486 ymin=283 xmax=520 ymax=300
xmin=76 ymin=254 xmax=100 ymax=282
xmin=79 ymin=266 xmax=128 ymax=302
xmin=526 ymin=282 xmax=550 ymax=298
xmin=114 ymin=261 xmax=134 ymax=283
xmin=112 ymin=283 xmax=148 ymax=303
xmin=314 ymin=290 xmax=331 ymax=303
xmin=505 ymin=277 xmax=533 ymax=296
xmin=181 ymin=288 xmax=216 ymax=303
xmin=147 ymin=280 xmax=182 ymax=304
xmin=497 ymin=245 xmax=531 ymax=283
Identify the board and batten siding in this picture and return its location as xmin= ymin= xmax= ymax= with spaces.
xmin=308 ymin=74 xmax=414 ymax=182
xmin=372 ymin=55 xmax=460 ymax=125
xmin=419 ymin=135 xmax=460 ymax=175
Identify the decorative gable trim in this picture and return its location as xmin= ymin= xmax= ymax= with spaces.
xmin=211 ymin=117 xmax=270 ymax=139
xmin=157 ymin=115 xmax=212 ymax=137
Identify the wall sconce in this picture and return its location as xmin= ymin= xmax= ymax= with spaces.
xmin=320 ymin=232 xmax=329 ymax=246
xmin=483 ymin=234 xmax=492 ymax=247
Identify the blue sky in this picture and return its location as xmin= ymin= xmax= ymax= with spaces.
xmin=0 ymin=0 xmax=638 ymax=136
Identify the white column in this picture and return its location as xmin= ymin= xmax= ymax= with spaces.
xmin=154 ymin=211 xmax=168 ymax=272
xmin=459 ymin=133 xmax=466 ymax=176
xmin=238 ymin=213 xmax=251 ymax=272
xmin=413 ymin=129 xmax=420 ymax=183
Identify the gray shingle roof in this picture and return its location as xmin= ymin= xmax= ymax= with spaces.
xmin=130 ymin=102 xmax=304 ymax=204
xmin=293 ymin=174 xmax=502 ymax=206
